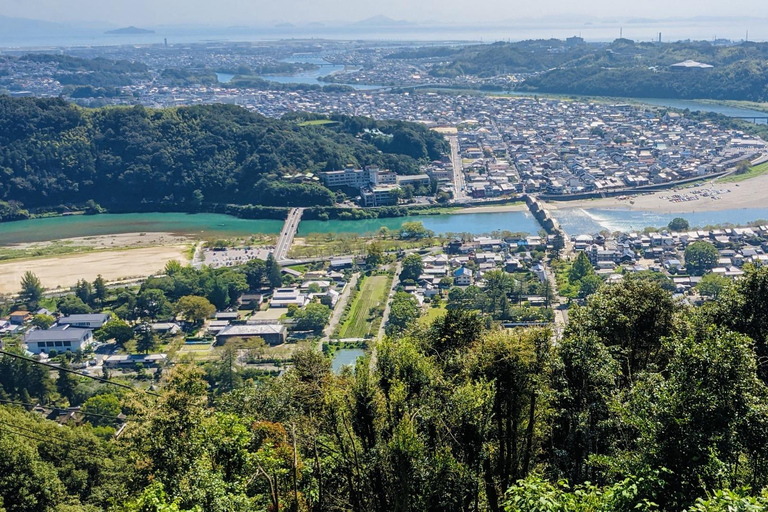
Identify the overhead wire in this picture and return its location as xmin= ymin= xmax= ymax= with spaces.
xmin=0 ymin=349 xmax=161 ymax=397
xmin=0 ymin=398 xmax=137 ymax=423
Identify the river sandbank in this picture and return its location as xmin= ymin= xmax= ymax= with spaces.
xmin=0 ymin=244 xmax=190 ymax=294
xmin=545 ymin=172 xmax=768 ymax=214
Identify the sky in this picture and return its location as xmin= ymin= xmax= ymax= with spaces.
xmin=2 ymin=0 xmax=768 ymax=26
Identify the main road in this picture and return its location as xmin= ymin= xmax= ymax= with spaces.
xmin=274 ymin=207 xmax=304 ymax=263
xmin=448 ymin=135 xmax=468 ymax=202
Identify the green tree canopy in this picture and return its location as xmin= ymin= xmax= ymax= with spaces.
xmin=19 ymin=271 xmax=44 ymax=308
xmin=385 ymin=292 xmax=420 ymax=336
xmin=400 ymin=253 xmax=424 ymax=282
xmin=697 ymin=272 xmax=731 ymax=299
xmin=365 ymin=242 xmax=384 ymax=267
xmin=81 ymin=393 xmax=122 ymax=427
xmin=95 ymin=319 xmax=134 ymax=346
xmin=685 ymin=241 xmax=719 ymax=275
xmin=668 ymin=217 xmax=690 ymax=231
xmin=293 ymin=302 xmax=331 ymax=333
xmin=176 ymin=296 xmax=216 ymax=325
xmin=569 ymin=251 xmax=595 ymax=283
xmin=31 ymin=314 xmax=55 ymax=330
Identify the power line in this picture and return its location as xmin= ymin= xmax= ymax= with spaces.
xmin=0 ymin=349 xmax=161 ymax=397
xmin=0 ymin=420 xmax=117 ymax=457
xmin=0 ymin=398 xmax=135 ymax=423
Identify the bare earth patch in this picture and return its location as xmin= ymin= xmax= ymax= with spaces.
xmin=0 ymin=245 xmax=189 ymax=294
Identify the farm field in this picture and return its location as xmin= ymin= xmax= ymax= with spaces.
xmin=338 ymin=275 xmax=390 ymax=339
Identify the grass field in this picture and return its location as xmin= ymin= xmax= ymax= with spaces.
xmin=718 ymin=162 xmax=768 ymax=184
xmin=699 ymin=99 xmax=768 ymax=114
xmin=339 ymin=275 xmax=390 ymax=338
xmin=297 ymin=119 xmax=338 ymax=127
xmin=419 ymin=304 xmax=447 ymax=326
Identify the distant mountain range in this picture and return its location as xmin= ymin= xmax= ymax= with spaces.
xmin=349 ymin=16 xmax=414 ymax=27
xmin=0 ymin=15 xmax=80 ymax=35
xmin=105 ymin=26 xmax=154 ymax=35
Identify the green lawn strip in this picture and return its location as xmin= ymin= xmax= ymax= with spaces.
xmin=297 ymin=119 xmax=338 ymax=126
xmin=717 ymin=162 xmax=768 ymax=184
xmin=339 ymin=275 xmax=389 ymax=338
xmin=419 ymin=303 xmax=447 ymax=326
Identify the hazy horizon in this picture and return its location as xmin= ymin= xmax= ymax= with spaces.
xmin=2 ymin=0 xmax=767 ymax=27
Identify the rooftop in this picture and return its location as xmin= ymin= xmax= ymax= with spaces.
xmin=218 ymin=324 xmax=286 ymax=337
xmin=26 ymin=327 xmax=91 ymax=342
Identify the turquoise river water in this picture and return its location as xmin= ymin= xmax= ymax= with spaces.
xmin=0 ymin=211 xmax=540 ymax=245
xmin=4 ymin=208 xmax=768 ymax=246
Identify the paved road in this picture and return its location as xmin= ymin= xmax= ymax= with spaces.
xmin=274 ymin=208 xmax=304 ymax=263
xmin=448 ymin=135 xmax=468 ymax=201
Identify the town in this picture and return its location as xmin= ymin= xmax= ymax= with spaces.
xmin=5 ymin=15 xmax=768 ymax=507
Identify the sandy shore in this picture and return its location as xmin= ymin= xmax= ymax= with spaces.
xmin=5 ymin=232 xmax=192 ymax=251
xmin=545 ymin=173 xmax=768 ymax=213
xmin=455 ymin=203 xmax=528 ymax=214
xmin=0 ymin=245 xmax=189 ymax=295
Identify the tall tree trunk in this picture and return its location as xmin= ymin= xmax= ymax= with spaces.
xmin=291 ymin=423 xmax=299 ymax=511
xmin=495 ymin=401 xmax=506 ymax=484
xmin=509 ymin=412 xmax=518 ymax=485
xmin=313 ymin=436 xmax=323 ymax=512
xmin=522 ymin=390 xmax=537 ymax=476
xmin=483 ymin=458 xmax=500 ymax=512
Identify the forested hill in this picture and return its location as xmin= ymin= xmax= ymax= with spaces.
xmin=0 ymin=97 xmax=447 ymax=210
xmin=429 ymin=39 xmax=768 ymax=101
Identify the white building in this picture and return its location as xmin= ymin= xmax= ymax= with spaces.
xmin=270 ymin=288 xmax=308 ymax=308
xmin=25 ymin=326 xmax=93 ymax=355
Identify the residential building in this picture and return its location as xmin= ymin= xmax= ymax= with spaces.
xmin=454 ymin=267 xmax=474 ymax=286
xmin=9 ymin=311 xmax=31 ymax=325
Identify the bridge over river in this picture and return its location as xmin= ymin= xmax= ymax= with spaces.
xmin=274 ymin=208 xmax=304 ymax=264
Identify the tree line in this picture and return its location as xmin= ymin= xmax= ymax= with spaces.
xmin=0 ymin=97 xmax=447 ymax=212
xmin=7 ymin=263 xmax=768 ymax=509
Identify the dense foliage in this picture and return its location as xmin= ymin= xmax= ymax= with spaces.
xmin=430 ymin=39 xmax=768 ymax=101
xmin=12 ymin=263 xmax=768 ymax=509
xmin=0 ymin=97 xmax=447 ymax=211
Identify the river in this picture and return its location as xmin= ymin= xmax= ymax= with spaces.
xmin=255 ymin=55 xmax=383 ymax=90
xmin=633 ymin=98 xmax=768 ymax=124
xmin=504 ymin=91 xmax=768 ymax=124
xmin=0 ymin=210 xmax=541 ymax=245
xmin=553 ymin=207 xmax=768 ymax=235
xmin=4 ymin=208 xmax=768 ymax=246
xmin=215 ymin=72 xmax=234 ymax=83
xmin=0 ymin=213 xmax=285 ymax=245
